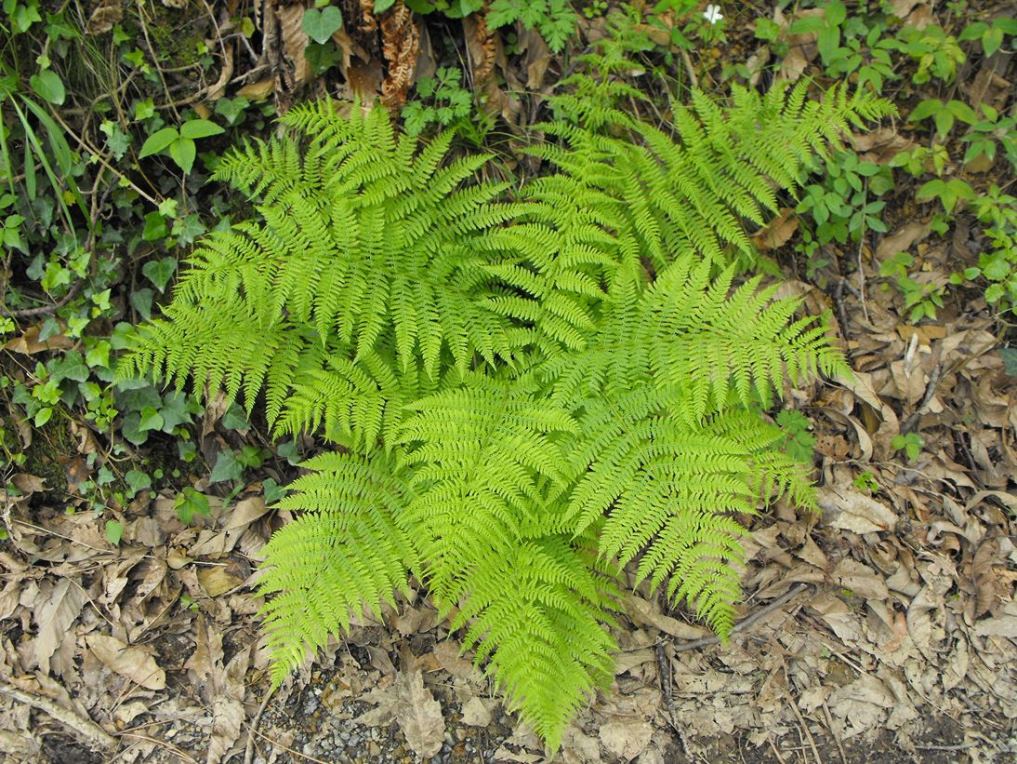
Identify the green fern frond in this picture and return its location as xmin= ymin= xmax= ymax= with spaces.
xmin=531 ymin=74 xmax=895 ymax=273
xmin=258 ymin=450 xmax=418 ymax=684
xmin=453 ymin=535 xmax=618 ymax=750
xmin=121 ymin=52 xmax=891 ymax=748
xmin=397 ymin=377 xmax=577 ymax=605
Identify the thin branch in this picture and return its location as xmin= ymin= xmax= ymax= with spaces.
xmin=673 ymin=583 xmax=812 ymax=652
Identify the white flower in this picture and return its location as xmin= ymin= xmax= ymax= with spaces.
xmin=703 ymin=4 xmax=723 ymax=24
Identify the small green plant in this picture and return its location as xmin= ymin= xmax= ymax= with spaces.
xmin=776 ymin=409 xmax=816 ymax=465
xmin=959 ymin=17 xmax=1017 ymax=57
xmin=950 ymin=187 xmax=1017 ymax=312
xmin=887 ymin=24 xmax=965 ymax=84
xmin=908 ymin=98 xmax=978 ymax=139
xmin=401 ymin=67 xmax=476 ymax=138
xmin=403 ymin=0 xmax=484 ymax=18
xmin=852 ymin=470 xmax=879 ymax=494
xmin=138 ymin=118 xmax=225 ymax=175
xmin=915 ymin=177 xmax=976 ymax=213
xmin=878 ymin=251 xmax=946 ymax=322
xmin=959 ymin=104 xmax=1017 ymax=170
xmin=891 ymin=432 xmax=924 ymax=462
xmin=796 ymin=149 xmax=891 ymax=272
xmin=488 ymin=0 xmax=579 ymax=52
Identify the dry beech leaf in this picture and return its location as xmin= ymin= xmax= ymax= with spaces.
xmin=33 ymin=578 xmax=85 ymax=675
xmin=197 ymin=566 xmax=243 ymax=597
xmin=599 ymin=720 xmax=653 ymax=760
xmin=974 ymin=606 xmax=1017 ymax=638
xmin=4 ymin=325 xmax=74 ymax=355
xmin=818 ymin=485 xmax=897 ymax=534
xmin=876 ymin=221 xmax=932 ymax=261
xmin=86 ymin=634 xmax=166 ymax=690
xmin=236 ymin=79 xmax=275 ymax=101
xmin=395 ymin=670 xmax=444 ymax=758
xmin=85 ymin=0 xmax=122 ymax=35
xmin=751 ymin=208 xmax=799 ymax=251
xmin=224 ymin=495 xmax=270 ymax=531
xmin=461 ymin=696 xmax=493 ymax=727
xmin=207 ymin=697 xmax=245 ymax=764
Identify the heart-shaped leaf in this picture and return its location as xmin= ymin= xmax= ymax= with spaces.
xmin=302 ymin=5 xmax=343 ymax=45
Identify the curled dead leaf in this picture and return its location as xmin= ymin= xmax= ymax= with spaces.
xmin=819 ymin=485 xmax=897 ymax=534
xmin=751 ymin=208 xmax=799 ymax=251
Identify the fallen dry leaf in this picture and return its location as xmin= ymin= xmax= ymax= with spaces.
xmin=395 ymin=670 xmax=444 ymax=758
xmin=461 ymin=696 xmax=493 ymax=727
xmin=876 ymin=221 xmax=932 ymax=262
xmin=207 ymin=696 xmax=245 ymax=764
xmin=599 ymin=719 xmax=653 ymax=760
xmin=818 ymin=485 xmax=898 ymax=534
xmin=86 ymin=634 xmax=166 ymax=690
xmin=33 ymin=578 xmax=85 ymax=675
xmin=751 ymin=208 xmax=799 ymax=251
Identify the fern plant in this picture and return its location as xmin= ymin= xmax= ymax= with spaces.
xmin=120 ymin=63 xmax=890 ymax=748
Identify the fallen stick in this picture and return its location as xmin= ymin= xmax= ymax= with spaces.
xmin=0 ymin=681 xmax=117 ymax=751
xmin=673 ymin=583 xmax=812 ymax=653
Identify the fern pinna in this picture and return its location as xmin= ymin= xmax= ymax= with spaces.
xmin=120 ymin=69 xmax=889 ymax=748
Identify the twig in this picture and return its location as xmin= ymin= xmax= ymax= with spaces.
xmin=117 ymin=732 xmax=199 ymax=764
xmin=134 ymin=0 xmax=181 ymax=123
xmin=673 ymin=583 xmax=811 ymax=652
xmin=656 ymin=642 xmax=692 ymax=758
xmin=0 ymin=681 xmax=117 ymax=752
xmin=679 ymin=48 xmax=699 ymax=90
xmin=901 ymin=363 xmax=943 ymax=434
xmin=42 ymin=106 xmax=162 ymax=206
xmin=243 ymin=683 xmax=278 ymax=764
xmin=821 ymin=701 xmax=848 ymax=764
xmin=2 ymin=279 xmax=82 ymax=318
xmin=785 ymin=673 xmax=823 ymax=764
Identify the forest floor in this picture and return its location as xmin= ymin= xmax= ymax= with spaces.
xmin=1 ymin=1 xmax=1015 ymax=763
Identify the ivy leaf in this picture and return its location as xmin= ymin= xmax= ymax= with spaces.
xmin=29 ymin=69 xmax=65 ymax=105
xmin=175 ymin=488 xmax=211 ymax=525
xmin=138 ymin=406 xmax=165 ymax=432
xmin=125 ymin=469 xmax=153 ymax=496
xmin=210 ymin=449 xmax=244 ymax=484
xmin=142 ymin=212 xmax=169 ymax=242
xmin=302 ymin=6 xmax=343 ymax=44
xmin=142 ymin=257 xmax=177 ymax=292
xmin=374 ymin=0 xmax=396 ymax=11
xmin=105 ymin=520 xmax=124 ymax=546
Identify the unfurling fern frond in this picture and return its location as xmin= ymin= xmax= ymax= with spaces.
xmin=122 ymin=50 xmax=889 ymax=749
